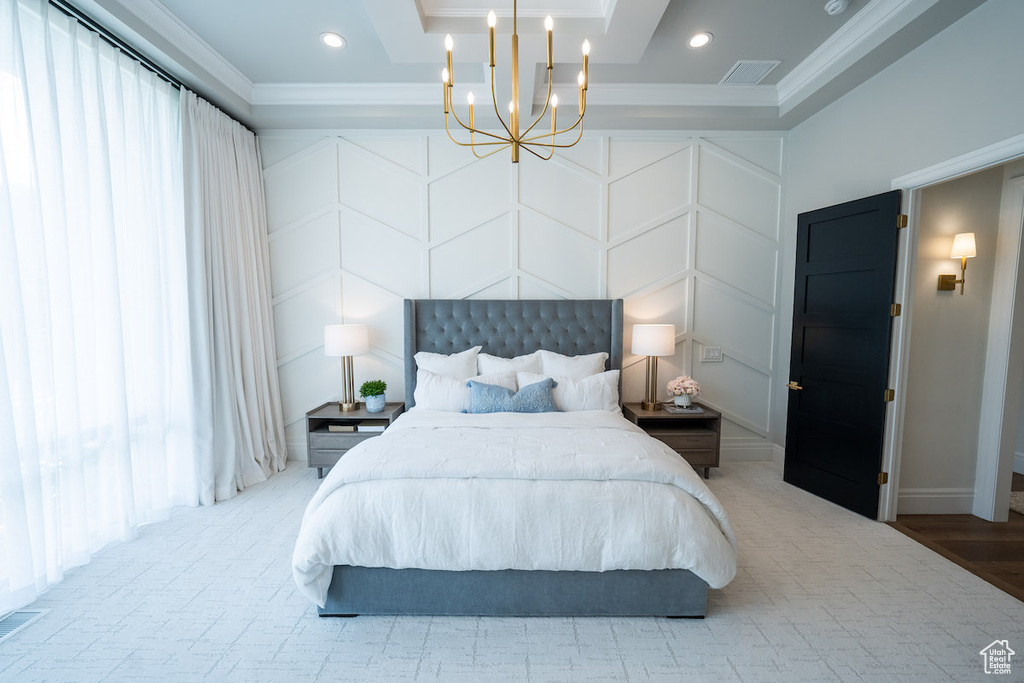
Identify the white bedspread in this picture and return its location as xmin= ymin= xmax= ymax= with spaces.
xmin=292 ymin=410 xmax=738 ymax=607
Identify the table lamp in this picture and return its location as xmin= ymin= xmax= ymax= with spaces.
xmin=324 ymin=324 xmax=369 ymax=411
xmin=631 ymin=323 xmax=676 ymax=411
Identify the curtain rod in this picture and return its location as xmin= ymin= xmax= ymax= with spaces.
xmin=48 ymin=0 xmax=184 ymax=90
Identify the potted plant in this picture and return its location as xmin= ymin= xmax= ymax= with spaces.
xmin=359 ymin=380 xmax=387 ymax=413
xmin=666 ymin=376 xmax=700 ymax=408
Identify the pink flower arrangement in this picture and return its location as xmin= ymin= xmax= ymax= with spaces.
xmin=667 ymin=376 xmax=700 ymax=397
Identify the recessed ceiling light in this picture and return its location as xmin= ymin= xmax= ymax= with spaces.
xmin=320 ymin=32 xmax=345 ymax=49
xmin=688 ymin=32 xmax=713 ymax=49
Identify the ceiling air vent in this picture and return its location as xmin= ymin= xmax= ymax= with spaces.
xmin=720 ymin=60 xmax=781 ymax=85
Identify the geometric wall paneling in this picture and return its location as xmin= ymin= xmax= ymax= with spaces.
xmin=340 ymin=273 xmax=405 ymax=361
xmin=552 ymin=137 xmax=605 ymax=176
xmin=607 ymin=215 xmax=689 ymax=298
xmin=692 ymin=277 xmax=775 ymax=373
xmin=429 ymin=215 xmax=511 ymax=298
xmin=517 ymin=277 xmax=568 ymax=300
xmin=695 ymin=212 xmax=778 ymax=306
xmin=278 ymin=347 xmax=345 ymax=427
xmin=518 ymin=154 xmax=602 ymax=239
xmin=427 ymin=152 xmax=510 ymax=243
xmin=703 ymin=136 xmax=784 ymax=176
xmin=273 ymin=278 xmax=341 ymax=362
xmin=427 ymin=135 xmax=478 ymax=179
xmin=696 ymin=145 xmax=781 ymax=241
xmin=623 ymin=277 xmax=689 ymax=335
xmin=518 ymin=210 xmax=601 ymax=298
xmin=345 ymin=137 xmax=426 ymax=176
xmin=259 ymin=135 xmax=323 ymax=169
xmin=468 ymin=278 xmax=515 ymax=299
xmin=268 ymin=210 xmax=340 ymax=296
xmin=338 ymin=139 xmax=425 ymax=240
xmin=339 ymin=207 xmax=425 ymax=298
xmin=263 ymin=142 xmax=339 ymax=231
xmin=259 ymin=132 xmax=785 ymax=459
xmin=608 ymin=146 xmax=692 ymax=241
xmin=608 ymin=138 xmax=690 ymax=180
xmin=691 ymin=340 xmax=771 ymax=436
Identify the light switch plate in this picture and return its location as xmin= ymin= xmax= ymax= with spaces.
xmin=701 ymin=346 xmax=723 ymax=362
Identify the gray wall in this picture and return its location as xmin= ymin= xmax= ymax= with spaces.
xmin=899 ymin=168 xmax=1003 ymax=500
xmin=780 ymin=0 xmax=1024 ymax=510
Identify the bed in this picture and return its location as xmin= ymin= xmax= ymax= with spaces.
xmin=292 ymin=299 xmax=737 ymax=617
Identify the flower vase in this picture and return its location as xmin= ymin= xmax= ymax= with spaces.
xmin=673 ymin=393 xmax=692 ymax=409
xmin=365 ymin=394 xmax=386 ymax=413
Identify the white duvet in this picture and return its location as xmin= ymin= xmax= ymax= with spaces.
xmin=292 ymin=410 xmax=738 ymax=607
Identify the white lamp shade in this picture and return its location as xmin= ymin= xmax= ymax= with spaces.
xmin=324 ymin=324 xmax=369 ymax=356
xmin=631 ymin=323 xmax=676 ymax=356
xmin=950 ymin=232 xmax=977 ymax=259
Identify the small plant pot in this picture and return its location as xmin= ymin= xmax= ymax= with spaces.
xmin=365 ymin=394 xmax=386 ymax=413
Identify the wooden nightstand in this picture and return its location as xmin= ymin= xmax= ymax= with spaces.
xmin=306 ymin=401 xmax=405 ymax=478
xmin=622 ymin=402 xmax=721 ymax=479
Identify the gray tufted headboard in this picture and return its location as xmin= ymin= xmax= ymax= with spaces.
xmin=404 ymin=299 xmax=624 ymax=408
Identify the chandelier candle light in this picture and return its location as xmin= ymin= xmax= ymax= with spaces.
xmin=442 ymin=1 xmax=590 ymax=162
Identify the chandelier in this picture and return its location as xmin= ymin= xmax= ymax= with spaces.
xmin=442 ymin=1 xmax=590 ymax=163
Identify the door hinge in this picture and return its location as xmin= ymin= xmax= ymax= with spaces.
xmin=883 ymin=388 xmax=895 ymax=402
xmin=896 ymin=214 xmax=908 ymax=229
xmin=890 ymin=303 xmax=902 ymax=317
xmin=878 ymin=472 xmax=889 ymax=486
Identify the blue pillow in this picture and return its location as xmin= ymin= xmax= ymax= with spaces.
xmin=466 ymin=378 xmax=559 ymax=414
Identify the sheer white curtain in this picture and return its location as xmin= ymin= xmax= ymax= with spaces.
xmin=180 ymin=90 xmax=287 ymax=504
xmin=0 ymin=0 xmax=196 ymax=612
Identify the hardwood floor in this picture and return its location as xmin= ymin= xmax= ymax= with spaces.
xmin=888 ymin=473 xmax=1024 ymax=602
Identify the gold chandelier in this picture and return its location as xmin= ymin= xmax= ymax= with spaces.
xmin=442 ymin=1 xmax=590 ymax=163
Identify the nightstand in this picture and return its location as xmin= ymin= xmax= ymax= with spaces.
xmin=306 ymin=401 xmax=405 ymax=478
xmin=622 ymin=402 xmax=721 ymax=479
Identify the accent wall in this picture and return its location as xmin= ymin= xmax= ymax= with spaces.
xmin=259 ymin=133 xmax=785 ymax=462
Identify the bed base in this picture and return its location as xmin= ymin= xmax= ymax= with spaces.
xmin=319 ymin=566 xmax=708 ymax=618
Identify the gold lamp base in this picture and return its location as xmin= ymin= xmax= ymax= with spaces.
xmin=641 ymin=400 xmax=661 ymax=412
xmin=340 ymin=401 xmax=359 ymax=412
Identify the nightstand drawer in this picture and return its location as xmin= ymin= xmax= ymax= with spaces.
xmin=308 ymin=449 xmax=348 ymax=468
xmin=679 ymin=449 xmax=718 ymax=467
xmin=649 ymin=432 xmax=717 ymax=451
xmin=309 ymin=431 xmax=378 ymax=449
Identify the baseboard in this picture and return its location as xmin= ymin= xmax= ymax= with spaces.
xmin=897 ymin=487 xmax=975 ymax=514
xmin=1014 ymin=450 xmax=1024 ymax=475
xmin=720 ymin=438 xmax=777 ymax=463
xmin=772 ymin=444 xmax=785 ymax=466
xmin=286 ymin=436 xmax=306 ymax=462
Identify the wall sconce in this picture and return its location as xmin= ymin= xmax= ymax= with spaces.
xmin=631 ymin=323 xmax=676 ymax=411
xmin=324 ymin=324 xmax=369 ymax=411
xmin=937 ymin=232 xmax=976 ymax=296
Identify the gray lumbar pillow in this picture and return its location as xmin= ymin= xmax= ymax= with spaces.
xmin=466 ymin=377 xmax=559 ymax=414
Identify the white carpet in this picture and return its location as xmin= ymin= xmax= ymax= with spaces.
xmin=1 ymin=461 xmax=1022 ymax=682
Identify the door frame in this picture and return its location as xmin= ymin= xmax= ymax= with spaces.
xmin=880 ymin=132 xmax=1024 ymax=521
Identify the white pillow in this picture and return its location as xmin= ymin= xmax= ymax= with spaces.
xmin=478 ymin=351 xmax=542 ymax=375
xmin=414 ymin=345 xmax=482 ymax=379
xmin=537 ymin=349 xmax=609 ymax=379
xmin=517 ymin=370 xmax=620 ymax=412
xmin=413 ymin=369 xmax=517 ymax=412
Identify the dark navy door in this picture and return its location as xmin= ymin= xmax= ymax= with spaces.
xmin=784 ymin=190 xmax=903 ymax=519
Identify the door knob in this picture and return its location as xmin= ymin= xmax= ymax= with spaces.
xmin=787 ymin=381 xmax=803 ymax=390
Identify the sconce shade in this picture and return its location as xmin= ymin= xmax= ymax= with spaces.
xmin=950 ymin=232 xmax=976 ymax=259
xmin=631 ymin=324 xmax=676 ymax=356
xmin=324 ymin=324 xmax=369 ymax=356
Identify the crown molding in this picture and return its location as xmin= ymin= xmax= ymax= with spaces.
xmin=583 ymin=83 xmax=778 ymax=108
xmin=105 ymin=0 xmax=254 ymax=102
xmin=252 ymin=81 xmax=778 ymax=109
xmin=776 ymin=0 xmax=940 ymax=115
